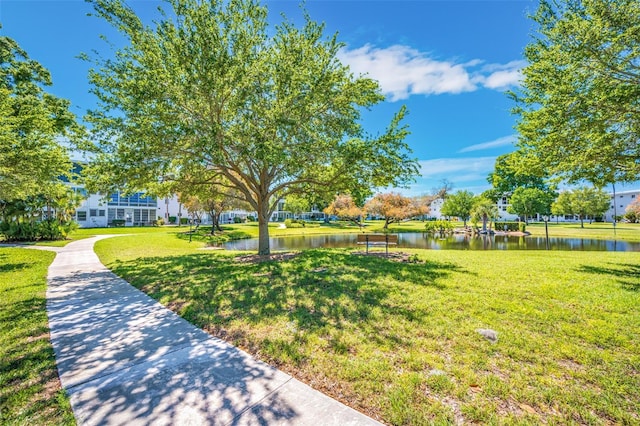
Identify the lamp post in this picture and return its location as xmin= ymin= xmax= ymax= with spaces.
xmin=543 ymin=215 xmax=549 ymax=250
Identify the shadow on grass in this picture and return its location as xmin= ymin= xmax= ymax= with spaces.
xmin=174 ymin=227 xmax=252 ymax=245
xmin=0 ymin=254 xmax=31 ymax=273
xmin=577 ymin=263 xmax=640 ymax=291
xmin=0 ymin=290 xmax=71 ymax=424
xmin=109 ymin=249 xmax=466 ymax=354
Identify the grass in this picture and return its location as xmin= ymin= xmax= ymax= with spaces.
xmin=95 ymin=232 xmax=640 ymax=425
xmin=23 ymin=219 xmax=640 ymax=248
xmin=527 ymin=221 xmax=640 ymax=242
xmin=0 ymin=248 xmax=75 ymax=425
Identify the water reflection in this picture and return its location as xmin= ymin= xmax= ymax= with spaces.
xmin=224 ymin=233 xmax=640 ymax=252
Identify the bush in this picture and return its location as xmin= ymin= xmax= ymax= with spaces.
xmin=494 ymin=222 xmax=524 ymax=232
xmin=424 ymin=220 xmax=453 ymax=234
xmin=155 ymin=218 xmax=165 ymax=226
xmin=0 ymin=219 xmax=76 ymax=241
xmin=110 ymin=219 xmax=125 ymax=227
xmin=233 ymin=216 xmax=244 ymax=223
xmin=284 ymin=218 xmax=305 ymax=228
xmin=168 ymin=216 xmax=177 ymax=224
xmin=519 ymin=222 xmax=526 ymax=232
xmin=624 ymin=211 xmax=638 ymax=223
xmin=180 ymin=217 xmax=188 ymax=225
xmin=246 ymin=215 xmax=256 ymax=222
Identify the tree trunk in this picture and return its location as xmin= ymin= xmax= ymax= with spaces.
xmin=482 ymin=214 xmax=487 ymax=233
xmin=257 ymin=203 xmax=271 ymax=255
xmin=580 ymin=216 xmax=584 ymax=228
xmin=215 ymin=211 xmax=223 ymax=232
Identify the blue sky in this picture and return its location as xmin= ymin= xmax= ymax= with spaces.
xmin=1 ymin=0 xmax=540 ymax=195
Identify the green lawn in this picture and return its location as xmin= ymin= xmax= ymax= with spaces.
xmin=527 ymin=221 xmax=640 ymax=242
xmin=95 ymin=233 xmax=640 ymax=425
xmin=24 ymin=219 xmax=640 ymax=248
xmin=0 ymin=248 xmax=75 ymax=425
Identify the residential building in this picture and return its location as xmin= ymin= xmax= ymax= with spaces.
xmin=604 ymin=189 xmax=639 ymax=222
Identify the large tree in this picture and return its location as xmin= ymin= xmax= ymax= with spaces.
xmin=507 ymin=187 xmax=554 ymax=224
xmin=364 ymin=192 xmax=428 ymax=230
xmin=487 ymin=152 xmax=550 ymax=195
xmin=551 ymin=187 xmax=610 ymax=228
xmin=324 ymin=194 xmax=364 ymax=228
xmin=83 ymin=0 xmax=418 ymax=255
xmin=512 ymin=0 xmax=640 ymax=186
xmin=0 ymin=33 xmax=79 ymax=201
xmin=440 ymin=190 xmax=475 ymax=226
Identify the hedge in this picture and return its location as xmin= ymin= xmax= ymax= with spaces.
xmin=495 ymin=222 xmax=526 ymax=232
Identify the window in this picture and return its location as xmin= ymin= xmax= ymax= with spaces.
xmin=77 ymin=211 xmax=87 ymax=221
xmin=632 ymin=195 xmax=636 ymax=199
xmin=98 ymin=210 xmax=105 ymax=217
xmin=90 ymin=209 xmax=98 ymax=217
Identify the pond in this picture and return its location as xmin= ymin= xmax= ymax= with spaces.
xmin=223 ymin=233 xmax=640 ymax=252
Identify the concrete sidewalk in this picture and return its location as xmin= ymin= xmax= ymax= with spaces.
xmin=46 ymin=236 xmax=381 ymax=425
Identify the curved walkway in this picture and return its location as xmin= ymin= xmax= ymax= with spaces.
xmin=46 ymin=236 xmax=380 ymax=425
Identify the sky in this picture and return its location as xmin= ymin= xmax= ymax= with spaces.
xmin=1 ymin=0 xmax=542 ymax=195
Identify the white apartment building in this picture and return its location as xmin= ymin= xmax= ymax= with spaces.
xmin=604 ymin=189 xmax=639 ymax=222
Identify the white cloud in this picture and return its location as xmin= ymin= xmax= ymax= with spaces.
xmin=338 ymin=44 xmax=476 ymax=101
xmin=458 ymin=135 xmax=516 ymax=153
xmin=419 ymin=156 xmax=497 ymax=178
xmin=338 ymin=45 xmax=525 ymax=101
xmin=475 ymin=60 xmax=527 ymax=90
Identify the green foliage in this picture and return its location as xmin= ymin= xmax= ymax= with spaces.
xmin=84 ymin=0 xmax=418 ymax=254
xmin=0 ymin=34 xmax=82 ymax=201
xmin=493 ymin=222 xmax=523 ymax=232
xmin=284 ymin=218 xmax=305 ymax=228
xmin=552 ymin=187 xmax=611 ymax=228
xmin=440 ymin=190 xmax=475 ymax=226
xmin=110 ymin=219 xmax=125 ymax=227
xmin=470 ymin=197 xmax=499 ymax=230
xmin=519 ymin=222 xmax=526 ymax=233
xmin=487 ymin=152 xmax=550 ymax=195
xmin=0 ymin=190 xmax=81 ymax=241
xmin=512 ymin=0 xmax=640 ymax=185
xmin=168 ymin=216 xmax=177 ymax=224
xmin=424 ymin=220 xmax=454 ymax=234
xmin=507 ymin=187 xmax=554 ymax=222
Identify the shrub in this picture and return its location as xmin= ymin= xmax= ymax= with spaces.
xmin=624 ymin=212 xmax=636 ymax=223
xmin=494 ymin=222 xmax=523 ymax=232
xmin=155 ymin=218 xmax=165 ymax=226
xmin=519 ymin=222 xmax=526 ymax=233
xmin=180 ymin=217 xmax=188 ymax=225
xmin=0 ymin=219 xmax=76 ymax=241
xmin=284 ymin=218 xmax=305 ymax=228
xmin=110 ymin=219 xmax=125 ymax=227
xmin=233 ymin=216 xmax=244 ymax=223
xmin=168 ymin=216 xmax=177 ymax=224
xmin=424 ymin=220 xmax=453 ymax=234
xmin=246 ymin=215 xmax=256 ymax=222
